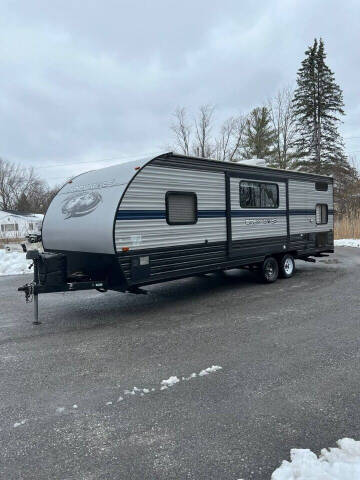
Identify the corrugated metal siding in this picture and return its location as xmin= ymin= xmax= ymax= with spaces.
xmin=230 ymin=178 xmax=287 ymax=240
xmin=115 ymin=166 xmax=226 ymax=251
xmin=289 ymin=181 xmax=334 ymax=234
xmin=119 ymin=243 xmax=229 ymax=284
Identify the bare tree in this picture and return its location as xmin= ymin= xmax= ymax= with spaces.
xmin=171 ymin=107 xmax=192 ymax=155
xmin=193 ymin=104 xmax=215 ymax=158
xmin=0 ymin=158 xmax=33 ymax=210
xmin=267 ymin=86 xmax=299 ymax=169
xmin=215 ymin=115 xmax=247 ymax=162
xmin=170 ymin=105 xmax=247 ymax=162
xmin=0 ymin=157 xmax=56 ymax=213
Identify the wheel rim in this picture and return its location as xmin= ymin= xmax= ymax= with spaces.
xmin=284 ymin=258 xmax=293 ymax=275
xmin=265 ymin=262 xmax=275 ymax=279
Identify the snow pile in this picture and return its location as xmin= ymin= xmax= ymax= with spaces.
xmin=0 ymin=249 xmax=31 ymax=276
xmin=13 ymin=420 xmax=26 ymax=428
xmin=199 ymin=365 xmax=222 ymax=376
xmin=271 ymin=438 xmax=360 ymax=480
xmin=334 ymin=239 xmax=360 ymax=248
xmin=160 ymin=376 xmax=180 ymax=390
xmin=182 ymin=372 xmax=197 ymax=381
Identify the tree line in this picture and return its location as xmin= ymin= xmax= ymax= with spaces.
xmin=170 ymin=38 xmax=360 ymax=214
xmin=0 ymin=158 xmax=58 ymax=214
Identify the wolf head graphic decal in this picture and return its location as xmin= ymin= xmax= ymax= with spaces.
xmin=62 ymin=191 xmax=102 ymax=219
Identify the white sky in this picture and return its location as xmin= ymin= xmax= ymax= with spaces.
xmin=1 ymin=0 xmax=359 ymax=185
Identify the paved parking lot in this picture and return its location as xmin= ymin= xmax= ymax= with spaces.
xmin=0 ymin=247 xmax=359 ymax=479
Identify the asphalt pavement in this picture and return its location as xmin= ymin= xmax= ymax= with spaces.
xmin=0 ymin=247 xmax=359 ymax=479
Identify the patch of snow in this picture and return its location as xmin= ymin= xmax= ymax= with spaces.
xmin=0 ymin=249 xmax=32 ymax=276
xmin=160 ymin=376 xmax=180 ymax=388
xmin=199 ymin=365 xmax=222 ymax=376
xmin=13 ymin=420 xmax=26 ymax=428
xmin=271 ymin=438 xmax=360 ymax=480
xmin=335 ymin=239 xmax=360 ymax=248
xmin=124 ymin=389 xmax=135 ymax=396
xmin=111 ymin=366 xmax=222 ymax=404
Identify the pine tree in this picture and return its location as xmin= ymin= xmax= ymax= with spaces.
xmin=243 ymin=107 xmax=275 ymax=160
xmin=293 ymin=38 xmax=354 ymax=183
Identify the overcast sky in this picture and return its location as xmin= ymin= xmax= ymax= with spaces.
xmin=1 ymin=0 xmax=359 ymax=185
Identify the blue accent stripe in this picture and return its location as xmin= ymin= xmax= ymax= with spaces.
xmin=199 ymin=211 xmax=226 ymax=218
xmin=289 ymin=209 xmax=315 ymax=216
xmin=116 ymin=210 xmax=226 ymax=220
xmin=116 ymin=210 xmax=165 ymax=220
xmin=289 ymin=209 xmax=334 ymax=215
xmin=116 ymin=208 xmax=334 ymax=221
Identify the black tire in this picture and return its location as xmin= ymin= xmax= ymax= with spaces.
xmin=260 ymin=257 xmax=279 ymax=283
xmin=279 ymin=254 xmax=295 ymax=278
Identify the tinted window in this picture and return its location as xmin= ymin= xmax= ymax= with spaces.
xmin=315 ymin=182 xmax=328 ymax=191
xmin=166 ymin=192 xmax=197 ymax=225
xmin=240 ymin=181 xmax=279 ymax=208
xmin=261 ymin=183 xmax=279 ymax=208
xmin=240 ymin=181 xmax=261 ymax=208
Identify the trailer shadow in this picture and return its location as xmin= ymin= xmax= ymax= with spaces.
xmin=37 ymin=264 xmax=331 ymax=331
xmin=34 ymin=268 xmax=260 ymax=329
xmin=22 ymin=257 xmax=344 ymax=333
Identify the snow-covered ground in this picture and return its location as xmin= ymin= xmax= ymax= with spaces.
xmin=271 ymin=438 xmax=360 ymax=480
xmin=335 ymin=238 xmax=360 ymax=248
xmin=0 ymin=249 xmax=31 ymax=276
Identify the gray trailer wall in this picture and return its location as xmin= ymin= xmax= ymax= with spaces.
xmin=288 ymin=180 xmax=334 ymax=234
xmin=114 ymin=165 xmax=226 ymax=252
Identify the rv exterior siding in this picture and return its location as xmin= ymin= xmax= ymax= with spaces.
xmin=115 ymin=166 xmax=226 ymax=251
xmin=41 ymin=152 xmax=334 ymax=290
xmin=288 ymin=180 xmax=334 ymax=234
xmin=114 ymin=158 xmax=333 ymax=287
xmin=230 ymin=178 xmax=287 ymax=240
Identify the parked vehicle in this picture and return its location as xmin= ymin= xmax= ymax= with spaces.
xmin=19 ymin=152 xmax=334 ymax=323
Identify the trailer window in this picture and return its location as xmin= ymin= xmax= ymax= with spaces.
xmin=166 ymin=191 xmax=198 ymax=225
xmin=240 ymin=181 xmax=279 ymax=208
xmin=316 ymin=204 xmax=328 ymax=224
xmin=315 ymin=182 xmax=328 ymax=191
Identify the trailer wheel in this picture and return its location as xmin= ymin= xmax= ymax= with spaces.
xmin=260 ymin=257 xmax=279 ymax=283
xmin=279 ymin=254 xmax=295 ymax=278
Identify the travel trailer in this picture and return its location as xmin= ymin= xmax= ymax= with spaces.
xmin=19 ymin=152 xmax=334 ymax=323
